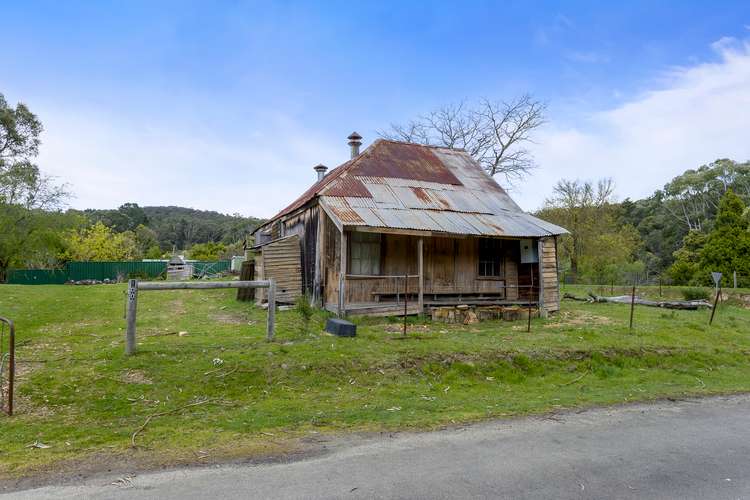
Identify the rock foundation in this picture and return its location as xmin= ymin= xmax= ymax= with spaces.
xmin=430 ymin=305 xmax=539 ymax=324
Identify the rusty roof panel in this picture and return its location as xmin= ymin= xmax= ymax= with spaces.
xmin=351 ymin=141 xmax=463 ymax=184
xmin=321 ymin=175 xmax=372 ymax=198
xmin=358 ymin=176 xmax=460 ymax=191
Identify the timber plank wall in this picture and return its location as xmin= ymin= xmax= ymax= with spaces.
xmin=541 ymin=236 xmax=560 ymax=312
xmin=259 ymin=235 xmax=303 ymax=303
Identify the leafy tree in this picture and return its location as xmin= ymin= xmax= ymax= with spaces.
xmin=134 ymin=224 xmax=159 ymax=257
xmin=698 ymin=189 xmax=750 ymax=287
xmin=0 ymin=93 xmax=70 ymax=281
xmin=578 ymin=225 xmax=642 ymax=285
xmin=144 ymin=245 xmax=164 ymax=259
xmin=537 ymin=178 xmax=616 ymax=280
xmin=63 ymin=222 xmax=138 ymax=261
xmin=539 ymin=178 xmax=645 ymax=285
xmin=668 ymin=230 xmax=708 ymax=285
xmin=187 ymin=241 xmax=227 ymax=261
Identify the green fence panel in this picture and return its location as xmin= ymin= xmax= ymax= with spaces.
xmin=67 ymin=261 xmax=167 ymax=281
xmin=7 ymin=269 xmax=69 ymax=285
xmin=7 ymin=260 xmax=232 ymax=284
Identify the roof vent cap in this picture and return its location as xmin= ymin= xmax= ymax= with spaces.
xmin=347 ymin=132 xmax=362 ymax=159
xmin=313 ymin=164 xmax=328 ymax=182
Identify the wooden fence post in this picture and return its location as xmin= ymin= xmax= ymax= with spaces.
xmin=418 ymin=237 xmax=424 ymax=315
xmin=125 ymin=279 xmax=138 ymax=355
xmin=709 ymin=286 xmax=721 ymax=325
xmin=267 ymin=279 xmax=276 ymax=341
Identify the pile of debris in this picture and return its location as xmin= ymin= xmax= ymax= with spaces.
xmin=430 ymin=304 xmax=538 ymax=324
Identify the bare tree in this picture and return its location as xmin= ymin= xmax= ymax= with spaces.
xmin=379 ymin=95 xmax=546 ymax=184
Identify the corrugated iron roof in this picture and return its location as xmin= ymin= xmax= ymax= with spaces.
xmin=255 ymin=139 xmax=568 ymax=238
xmin=320 ymin=198 xmax=567 ymax=237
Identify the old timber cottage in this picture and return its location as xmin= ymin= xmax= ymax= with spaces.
xmin=251 ymin=133 xmax=568 ymax=318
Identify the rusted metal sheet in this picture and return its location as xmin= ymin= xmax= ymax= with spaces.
xmin=351 ymin=141 xmax=462 ymax=184
xmin=323 ymin=198 xmax=365 ymax=224
xmin=321 ymin=175 xmax=371 ymax=198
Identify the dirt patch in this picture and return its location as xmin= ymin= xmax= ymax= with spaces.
xmin=209 ymin=313 xmax=246 ymax=325
xmin=543 ymin=310 xmax=613 ymax=328
xmin=120 ymin=370 xmax=153 ymax=385
xmin=383 ymin=324 xmax=431 ymax=334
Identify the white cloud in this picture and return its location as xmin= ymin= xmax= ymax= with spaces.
xmin=517 ymin=37 xmax=750 ymax=211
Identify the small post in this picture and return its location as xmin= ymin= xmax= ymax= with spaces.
xmin=0 ymin=318 xmax=15 ymax=416
xmin=709 ymin=286 xmax=721 ymax=325
xmin=267 ymin=279 xmax=276 ymax=341
xmin=629 ymin=283 xmax=636 ymax=331
xmin=658 ymin=275 xmax=663 ymax=297
xmin=403 ymin=274 xmax=408 ymax=337
xmin=527 ymin=303 xmax=532 ymax=333
xmin=417 ymin=237 xmax=424 ymax=315
xmin=125 ymin=279 xmax=138 ymax=355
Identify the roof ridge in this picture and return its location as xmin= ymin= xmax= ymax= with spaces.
xmin=375 ymin=138 xmax=467 ymax=152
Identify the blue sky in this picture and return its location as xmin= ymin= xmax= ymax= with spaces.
xmin=2 ymin=1 xmax=750 ymax=217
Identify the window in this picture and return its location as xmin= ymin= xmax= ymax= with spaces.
xmin=350 ymin=232 xmax=381 ymax=276
xmin=478 ymin=238 xmax=503 ymax=277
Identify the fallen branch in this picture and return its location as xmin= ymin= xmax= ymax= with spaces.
xmin=563 ymin=293 xmax=592 ymax=302
xmin=563 ymin=292 xmax=710 ymax=310
xmin=131 ymin=398 xmax=217 ymax=447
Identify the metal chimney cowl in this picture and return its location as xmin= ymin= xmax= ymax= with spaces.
xmin=347 ymin=131 xmax=362 ymax=159
xmin=313 ymin=164 xmax=328 ymax=182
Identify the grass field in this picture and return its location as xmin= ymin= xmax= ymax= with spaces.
xmin=1 ymin=283 xmax=749 ymax=479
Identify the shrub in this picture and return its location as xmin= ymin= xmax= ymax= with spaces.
xmin=681 ymin=287 xmax=710 ymax=301
xmin=295 ymin=293 xmax=315 ymax=334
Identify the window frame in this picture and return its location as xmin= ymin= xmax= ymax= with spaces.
xmin=477 ymin=238 xmax=504 ymax=279
xmin=348 ymin=231 xmax=382 ymax=276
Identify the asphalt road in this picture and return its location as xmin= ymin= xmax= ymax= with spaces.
xmin=6 ymin=394 xmax=750 ymax=499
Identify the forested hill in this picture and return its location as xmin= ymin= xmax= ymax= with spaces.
xmin=76 ymin=204 xmax=264 ymax=250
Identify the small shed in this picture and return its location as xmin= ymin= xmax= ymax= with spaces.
xmin=166 ymin=255 xmax=193 ymax=281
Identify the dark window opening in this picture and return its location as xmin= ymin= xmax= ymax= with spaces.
xmin=478 ymin=238 xmax=504 ymax=277
xmin=350 ymin=231 xmax=382 ymax=276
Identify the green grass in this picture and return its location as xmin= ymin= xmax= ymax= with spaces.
xmin=0 ymin=283 xmax=749 ymax=478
